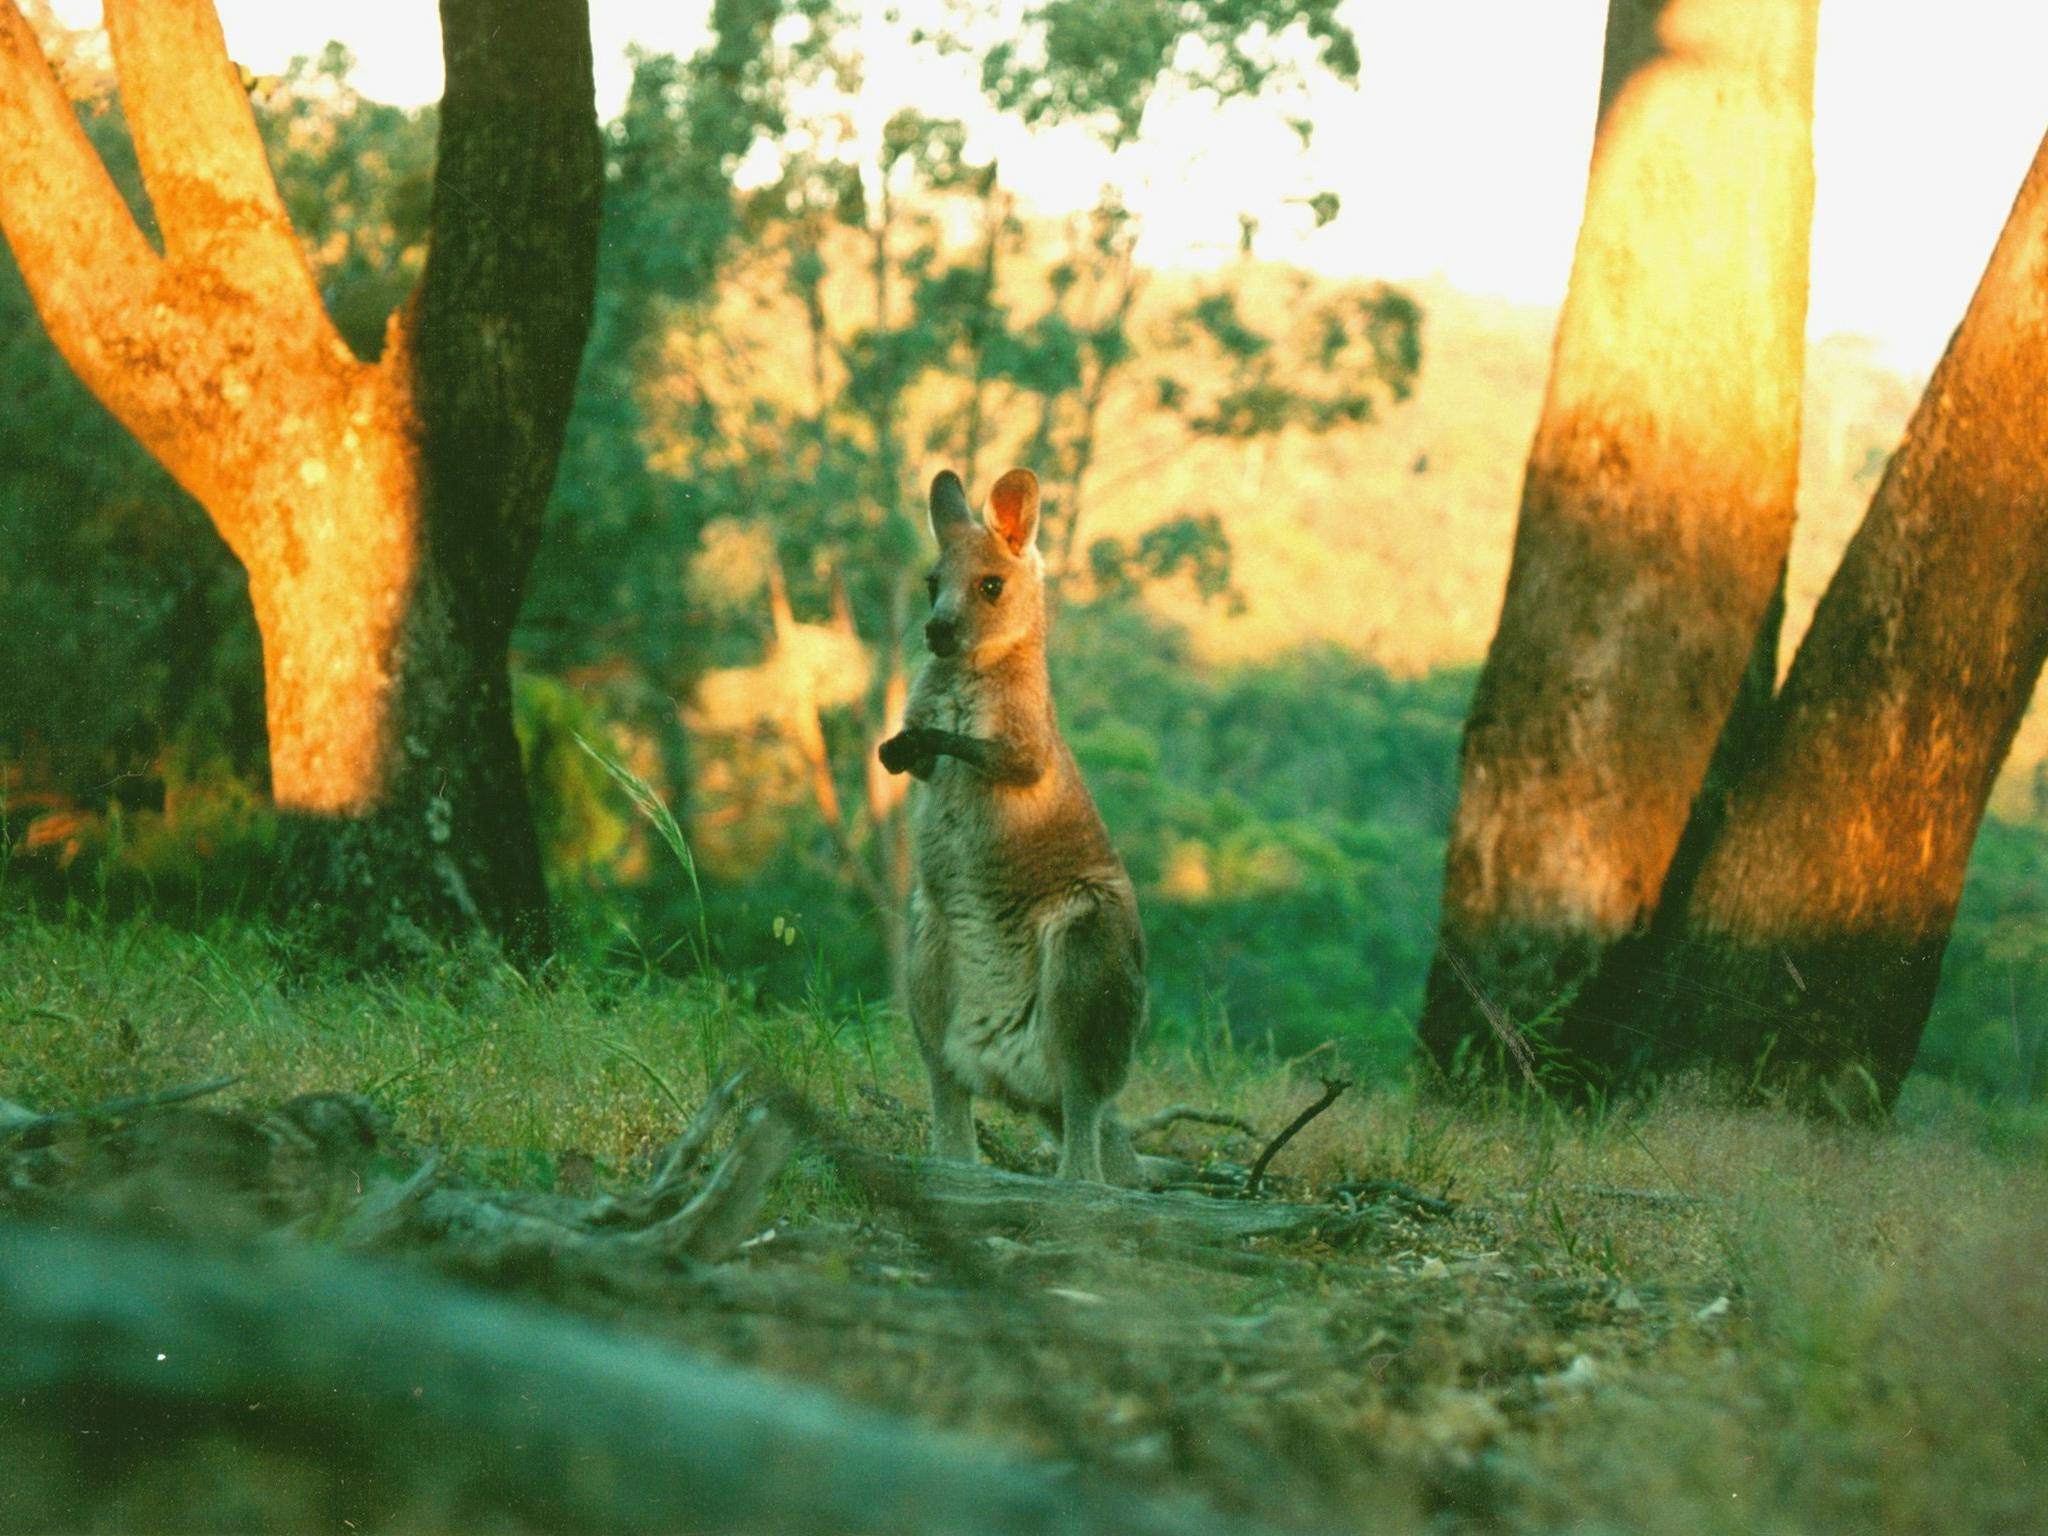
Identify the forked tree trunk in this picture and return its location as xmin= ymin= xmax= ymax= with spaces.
xmin=1416 ymin=0 xmax=1818 ymax=1076
xmin=1562 ymin=567 xmax=1784 ymax=1071
xmin=1619 ymin=129 xmax=2048 ymax=1110
xmin=0 ymin=0 xmax=599 ymax=960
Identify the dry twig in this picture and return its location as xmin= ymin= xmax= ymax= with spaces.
xmin=1245 ymin=1077 xmax=1353 ymax=1195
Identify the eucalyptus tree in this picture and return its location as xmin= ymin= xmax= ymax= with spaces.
xmin=0 ymin=0 xmax=601 ymax=959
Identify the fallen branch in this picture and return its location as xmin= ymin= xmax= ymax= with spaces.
xmin=1328 ymin=1178 xmax=1456 ymax=1220
xmin=3 ymin=1080 xmax=796 ymax=1275
xmin=0 ymin=1222 xmax=1274 ymax=1536
xmin=834 ymin=1149 xmax=1366 ymax=1249
xmin=355 ymin=1102 xmax=799 ymax=1270
xmin=1130 ymin=1104 xmax=1261 ymax=1141
xmin=630 ymin=1103 xmax=799 ymax=1263
xmin=337 ymin=1148 xmax=445 ymax=1246
xmin=1244 ymin=1077 xmax=1352 ymax=1195
xmin=587 ymin=1067 xmax=748 ymax=1228
xmin=0 ymin=1075 xmax=241 ymax=1146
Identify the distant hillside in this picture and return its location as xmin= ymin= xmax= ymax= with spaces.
xmin=1080 ymin=272 xmax=2048 ymax=815
xmin=1075 ymin=275 xmax=1554 ymax=673
xmin=1083 ymin=275 xmax=1921 ymax=669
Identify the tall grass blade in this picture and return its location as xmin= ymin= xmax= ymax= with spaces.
xmin=574 ymin=733 xmax=712 ymax=973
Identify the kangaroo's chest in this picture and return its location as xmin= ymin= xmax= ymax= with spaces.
xmin=922 ymin=672 xmax=994 ymax=742
xmin=907 ymin=676 xmax=1003 ymax=855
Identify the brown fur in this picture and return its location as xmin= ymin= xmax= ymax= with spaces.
xmin=879 ymin=468 xmax=1147 ymax=1182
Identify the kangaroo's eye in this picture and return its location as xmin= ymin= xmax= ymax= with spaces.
xmin=978 ymin=576 xmax=1005 ymax=604
xmin=925 ymin=573 xmax=939 ymax=604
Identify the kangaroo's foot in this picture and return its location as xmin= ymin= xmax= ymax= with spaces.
xmin=1097 ymin=1111 xmax=1138 ymax=1186
xmin=1094 ymin=1114 xmax=1180 ymax=1188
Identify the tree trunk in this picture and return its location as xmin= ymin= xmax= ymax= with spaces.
xmin=1562 ymin=566 xmax=1784 ymax=1071
xmin=1417 ymin=0 xmax=1818 ymax=1077
xmin=870 ymin=574 xmax=916 ymax=1013
xmin=1619 ymin=130 xmax=2048 ymax=1111
xmin=0 ymin=0 xmax=599 ymax=961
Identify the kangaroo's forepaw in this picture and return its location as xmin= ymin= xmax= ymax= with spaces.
xmin=879 ymin=729 xmax=931 ymax=775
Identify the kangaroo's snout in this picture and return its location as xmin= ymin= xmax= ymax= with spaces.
xmin=924 ymin=616 xmax=959 ymax=656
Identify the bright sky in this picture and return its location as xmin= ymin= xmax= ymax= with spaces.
xmin=52 ymin=0 xmax=2048 ymax=376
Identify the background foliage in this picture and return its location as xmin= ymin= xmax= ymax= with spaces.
xmin=2 ymin=6 xmax=2044 ymax=1104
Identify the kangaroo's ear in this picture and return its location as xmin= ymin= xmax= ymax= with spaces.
xmin=929 ymin=470 xmax=973 ymax=543
xmin=985 ymin=468 xmax=1040 ymax=556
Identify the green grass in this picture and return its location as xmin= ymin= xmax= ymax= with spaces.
xmin=0 ymin=914 xmax=918 ymax=1182
xmin=4 ymin=910 xmax=2047 ymax=1534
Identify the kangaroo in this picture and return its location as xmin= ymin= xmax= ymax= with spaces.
xmin=878 ymin=467 xmax=1148 ymax=1183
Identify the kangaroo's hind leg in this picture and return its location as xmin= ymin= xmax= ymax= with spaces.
xmin=926 ymin=1064 xmax=977 ymax=1162
xmin=1042 ymin=896 xmax=1146 ymax=1183
xmin=909 ymin=899 xmax=976 ymax=1162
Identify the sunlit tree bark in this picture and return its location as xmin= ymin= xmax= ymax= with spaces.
xmin=1416 ymin=0 xmax=1818 ymax=1076
xmin=1617 ymin=129 xmax=2048 ymax=1110
xmin=0 ymin=0 xmax=599 ymax=958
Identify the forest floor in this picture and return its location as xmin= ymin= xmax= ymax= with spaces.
xmin=4 ymin=915 xmax=2048 ymax=1534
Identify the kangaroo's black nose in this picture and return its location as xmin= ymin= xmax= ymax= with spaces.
xmin=925 ymin=617 xmax=958 ymax=656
